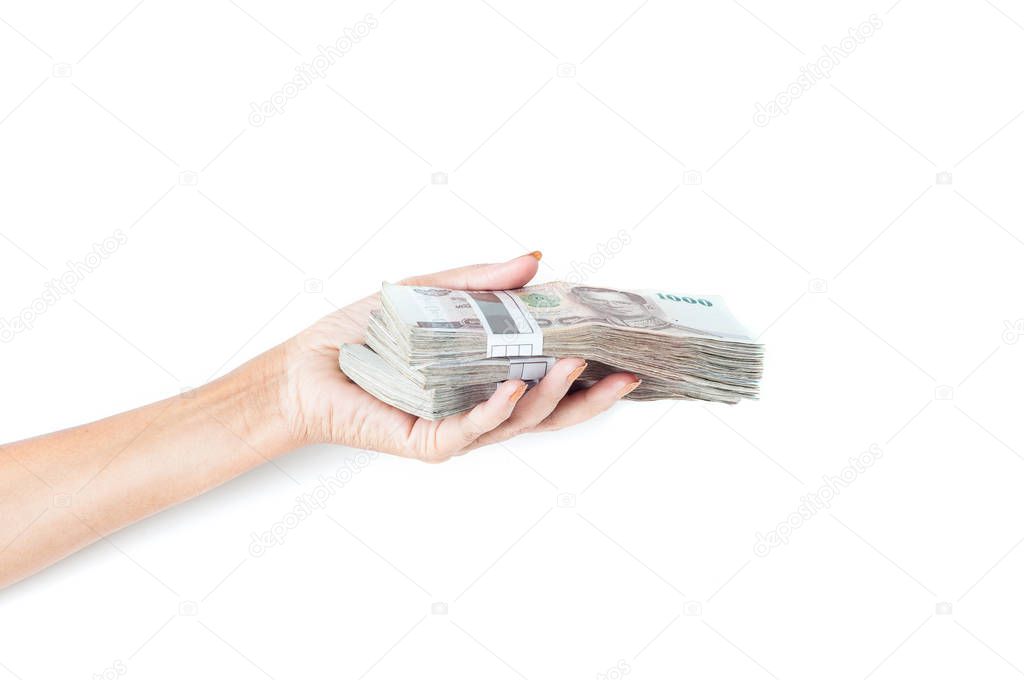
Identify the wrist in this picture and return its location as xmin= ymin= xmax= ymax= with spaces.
xmin=203 ymin=344 xmax=299 ymax=458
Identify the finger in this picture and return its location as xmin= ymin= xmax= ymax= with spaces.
xmin=533 ymin=373 xmax=641 ymax=432
xmin=411 ymin=380 xmax=528 ymax=461
xmin=400 ymin=252 xmax=542 ymax=291
xmin=474 ymin=358 xmax=587 ymax=446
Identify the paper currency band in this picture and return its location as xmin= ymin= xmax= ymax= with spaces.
xmin=506 ymin=356 xmax=556 ymax=381
xmin=463 ymin=290 xmax=544 ymax=358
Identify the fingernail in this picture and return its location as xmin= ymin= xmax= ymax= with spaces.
xmin=617 ymin=379 xmax=642 ymax=399
xmin=528 ymin=250 xmax=543 ymax=261
xmin=566 ymin=361 xmax=588 ymax=384
xmin=509 ymin=381 xmax=528 ymax=402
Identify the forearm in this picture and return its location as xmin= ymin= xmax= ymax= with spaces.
xmin=0 ymin=346 xmax=295 ymax=588
xmin=0 ymin=254 xmax=630 ymax=588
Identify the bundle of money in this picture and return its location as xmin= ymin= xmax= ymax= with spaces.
xmin=340 ymin=281 xmax=763 ymax=419
xmin=340 ymin=344 xmax=497 ymax=420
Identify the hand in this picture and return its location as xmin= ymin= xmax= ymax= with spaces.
xmin=278 ymin=253 xmax=641 ymax=462
xmin=0 ymin=252 xmax=641 ymax=587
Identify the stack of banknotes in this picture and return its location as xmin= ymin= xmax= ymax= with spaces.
xmin=339 ymin=281 xmax=763 ymax=419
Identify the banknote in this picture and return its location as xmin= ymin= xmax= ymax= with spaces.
xmin=338 ymin=281 xmax=764 ymax=418
xmin=368 ymin=282 xmax=762 ymax=392
xmin=339 ymin=344 xmax=748 ymax=420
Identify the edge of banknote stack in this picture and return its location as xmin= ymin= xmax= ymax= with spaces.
xmin=339 ymin=281 xmax=764 ymax=420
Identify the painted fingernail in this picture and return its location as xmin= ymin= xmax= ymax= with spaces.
xmin=528 ymin=250 xmax=543 ymax=261
xmin=617 ymin=379 xmax=642 ymax=399
xmin=566 ymin=361 xmax=588 ymax=384
xmin=509 ymin=382 xmax=528 ymax=402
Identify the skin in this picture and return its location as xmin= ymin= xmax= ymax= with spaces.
xmin=0 ymin=254 xmax=640 ymax=589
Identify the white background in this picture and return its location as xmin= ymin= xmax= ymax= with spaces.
xmin=2 ymin=1 xmax=1024 ymax=678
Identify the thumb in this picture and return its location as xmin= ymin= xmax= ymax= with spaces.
xmin=400 ymin=252 xmax=542 ymax=290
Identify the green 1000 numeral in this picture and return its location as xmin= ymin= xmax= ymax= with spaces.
xmin=656 ymin=292 xmax=713 ymax=307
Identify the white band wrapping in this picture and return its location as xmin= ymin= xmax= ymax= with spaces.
xmin=463 ymin=290 xmax=544 ymax=358
xmin=506 ymin=356 xmax=555 ymax=381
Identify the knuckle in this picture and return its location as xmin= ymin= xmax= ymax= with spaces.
xmin=535 ymin=416 xmax=566 ymax=432
xmin=501 ymin=421 xmax=535 ymax=440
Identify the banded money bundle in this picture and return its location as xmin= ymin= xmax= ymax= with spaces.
xmin=340 ymin=282 xmax=763 ymax=419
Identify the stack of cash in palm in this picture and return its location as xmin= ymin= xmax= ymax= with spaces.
xmin=339 ymin=281 xmax=763 ymax=419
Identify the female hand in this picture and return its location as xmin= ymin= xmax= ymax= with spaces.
xmin=0 ymin=252 xmax=640 ymax=587
xmin=278 ymin=253 xmax=641 ymax=462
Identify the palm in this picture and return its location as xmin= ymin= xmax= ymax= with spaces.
xmin=284 ymin=292 xmax=419 ymax=453
xmin=278 ymin=257 xmax=638 ymax=462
